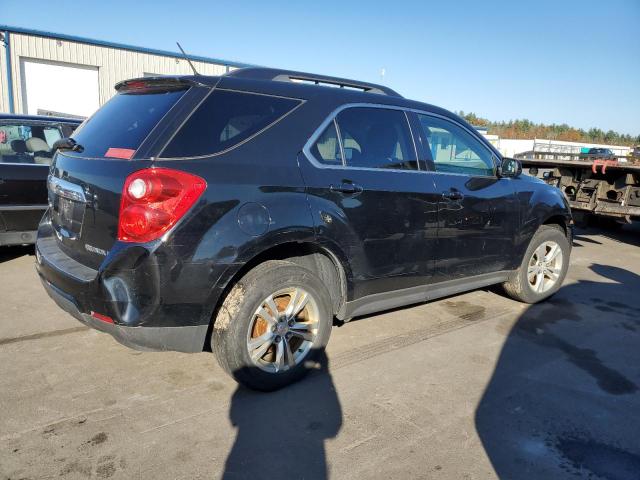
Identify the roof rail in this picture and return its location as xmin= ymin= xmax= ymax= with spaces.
xmin=226 ymin=67 xmax=402 ymax=97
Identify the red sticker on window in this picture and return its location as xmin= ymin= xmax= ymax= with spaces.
xmin=105 ymin=148 xmax=135 ymax=159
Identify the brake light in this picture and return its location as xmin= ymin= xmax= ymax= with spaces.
xmin=117 ymin=168 xmax=206 ymax=243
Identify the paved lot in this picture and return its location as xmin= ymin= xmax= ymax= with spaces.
xmin=1 ymin=225 xmax=640 ymax=480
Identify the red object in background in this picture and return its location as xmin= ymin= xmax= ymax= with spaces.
xmin=117 ymin=168 xmax=206 ymax=243
xmin=105 ymin=148 xmax=136 ymax=159
xmin=592 ymin=158 xmax=618 ymax=174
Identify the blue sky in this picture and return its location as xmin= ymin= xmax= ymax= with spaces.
xmin=3 ymin=0 xmax=639 ymax=135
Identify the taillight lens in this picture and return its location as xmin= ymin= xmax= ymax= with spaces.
xmin=117 ymin=168 xmax=206 ymax=243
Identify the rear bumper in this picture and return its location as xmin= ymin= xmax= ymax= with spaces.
xmin=34 ymin=217 xmax=226 ymax=353
xmin=39 ymin=273 xmax=208 ymax=352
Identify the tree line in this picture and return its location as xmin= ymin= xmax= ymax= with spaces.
xmin=457 ymin=112 xmax=639 ymax=146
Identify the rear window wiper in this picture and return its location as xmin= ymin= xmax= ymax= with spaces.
xmin=53 ymin=137 xmax=84 ymax=153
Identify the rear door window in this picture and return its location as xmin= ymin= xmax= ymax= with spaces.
xmin=334 ymin=107 xmax=418 ymax=170
xmin=161 ymin=90 xmax=301 ymax=158
xmin=68 ymin=89 xmax=187 ymax=158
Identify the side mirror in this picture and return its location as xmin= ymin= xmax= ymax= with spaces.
xmin=499 ymin=157 xmax=522 ymax=178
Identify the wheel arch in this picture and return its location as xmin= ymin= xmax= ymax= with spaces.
xmin=204 ymin=240 xmax=352 ymax=350
xmin=541 ymin=213 xmax=571 ymax=237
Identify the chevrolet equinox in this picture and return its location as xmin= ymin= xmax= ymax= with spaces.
xmin=36 ymin=68 xmax=572 ymax=390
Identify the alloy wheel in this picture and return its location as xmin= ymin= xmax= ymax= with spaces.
xmin=527 ymin=240 xmax=563 ymax=293
xmin=246 ymin=287 xmax=319 ymax=373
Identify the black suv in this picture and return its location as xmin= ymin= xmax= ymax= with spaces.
xmin=0 ymin=114 xmax=80 ymax=246
xmin=36 ymin=68 xmax=572 ymax=390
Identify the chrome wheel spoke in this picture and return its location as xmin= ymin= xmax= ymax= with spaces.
xmin=527 ymin=265 xmax=538 ymax=281
xmin=257 ymin=306 xmax=277 ymax=325
xmin=274 ymin=339 xmax=285 ymax=372
xmin=264 ymin=296 xmax=280 ymax=322
xmin=249 ymin=332 xmax=274 ymax=362
xmin=534 ymin=244 xmax=547 ymax=262
xmin=535 ymin=272 xmax=545 ymax=292
xmin=285 ymin=288 xmax=308 ymax=319
xmin=290 ymin=321 xmax=314 ymax=341
xmin=283 ymin=338 xmax=296 ymax=368
xmin=544 ymin=267 xmax=560 ymax=281
xmin=545 ymin=243 xmax=560 ymax=262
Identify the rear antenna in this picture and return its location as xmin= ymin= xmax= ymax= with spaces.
xmin=176 ymin=42 xmax=199 ymax=75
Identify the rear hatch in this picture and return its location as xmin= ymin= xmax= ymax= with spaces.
xmin=47 ymin=78 xmax=204 ymax=269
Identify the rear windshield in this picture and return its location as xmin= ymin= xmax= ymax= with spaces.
xmin=68 ymin=89 xmax=186 ymax=158
xmin=160 ymin=89 xmax=301 ymax=158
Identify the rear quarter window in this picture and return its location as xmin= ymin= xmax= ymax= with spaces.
xmin=160 ymin=90 xmax=302 ymax=158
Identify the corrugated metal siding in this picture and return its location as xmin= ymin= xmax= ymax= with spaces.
xmin=0 ymin=37 xmax=9 ymax=112
xmin=1 ymin=32 xmax=233 ymax=114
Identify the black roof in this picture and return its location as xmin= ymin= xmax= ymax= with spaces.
xmin=106 ymin=68 xmax=500 ymax=155
xmin=226 ymin=68 xmax=403 ymax=97
xmin=125 ymin=68 xmax=479 ymax=144
xmin=0 ymin=113 xmax=82 ymax=124
xmin=219 ymin=68 xmax=459 ymax=120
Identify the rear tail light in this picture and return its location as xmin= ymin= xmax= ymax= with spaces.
xmin=117 ymin=168 xmax=206 ymax=243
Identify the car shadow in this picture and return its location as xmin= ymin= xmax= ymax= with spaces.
xmin=0 ymin=244 xmax=34 ymax=263
xmin=222 ymin=350 xmax=342 ymax=479
xmin=475 ymin=264 xmax=640 ymax=479
xmin=574 ymin=222 xmax=640 ymax=248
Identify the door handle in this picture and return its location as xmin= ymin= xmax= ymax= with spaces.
xmin=442 ymin=189 xmax=464 ymax=201
xmin=330 ymin=182 xmax=363 ymax=195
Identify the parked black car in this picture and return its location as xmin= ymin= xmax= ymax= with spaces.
xmin=0 ymin=114 xmax=80 ymax=246
xmin=36 ymin=69 xmax=572 ymax=390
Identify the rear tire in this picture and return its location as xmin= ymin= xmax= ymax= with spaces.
xmin=502 ymin=225 xmax=570 ymax=304
xmin=212 ymin=260 xmax=333 ymax=391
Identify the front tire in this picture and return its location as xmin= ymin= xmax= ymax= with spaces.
xmin=503 ymin=224 xmax=570 ymax=303
xmin=212 ymin=260 xmax=333 ymax=391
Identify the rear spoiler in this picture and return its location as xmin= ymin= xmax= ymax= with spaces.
xmin=115 ymin=76 xmax=213 ymax=93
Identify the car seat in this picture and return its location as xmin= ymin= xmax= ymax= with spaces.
xmin=26 ymin=137 xmax=53 ymax=165
xmin=2 ymin=139 xmax=33 ymax=163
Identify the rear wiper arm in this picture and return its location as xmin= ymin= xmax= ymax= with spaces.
xmin=53 ymin=137 xmax=84 ymax=153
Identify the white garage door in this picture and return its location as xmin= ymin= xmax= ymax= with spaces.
xmin=21 ymin=59 xmax=99 ymax=118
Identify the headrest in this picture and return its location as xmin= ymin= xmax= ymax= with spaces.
xmin=366 ymin=123 xmax=399 ymax=159
xmin=10 ymin=139 xmax=27 ymax=154
xmin=26 ymin=137 xmax=50 ymax=153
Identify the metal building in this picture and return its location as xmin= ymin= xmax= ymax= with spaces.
xmin=0 ymin=25 xmax=251 ymax=119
